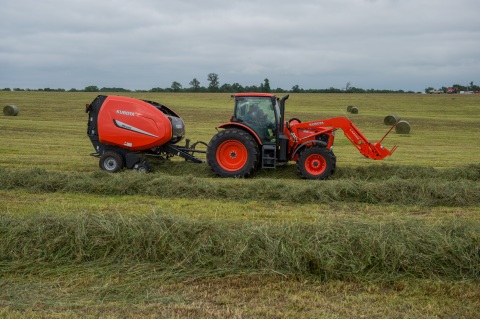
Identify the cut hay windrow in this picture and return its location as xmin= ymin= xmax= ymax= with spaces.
xmin=384 ymin=114 xmax=399 ymax=125
xmin=3 ymin=105 xmax=19 ymax=116
xmin=396 ymin=120 xmax=411 ymax=134
xmin=1 ymin=212 xmax=478 ymax=280
xmin=0 ymin=166 xmax=478 ymax=206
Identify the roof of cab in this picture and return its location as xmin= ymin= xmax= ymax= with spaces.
xmin=234 ymin=93 xmax=276 ymax=98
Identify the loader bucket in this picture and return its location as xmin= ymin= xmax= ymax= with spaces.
xmin=370 ymin=142 xmax=398 ymax=160
xmin=370 ymin=119 xmax=400 ymax=159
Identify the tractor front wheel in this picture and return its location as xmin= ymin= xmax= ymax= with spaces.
xmin=297 ymin=146 xmax=335 ymax=180
xmin=207 ymin=128 xmax=259 ymax=178
xmin=99 ymin=151 xmax=124 ymax=173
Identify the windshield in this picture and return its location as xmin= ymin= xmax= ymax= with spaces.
xmin=235 ymin=97 xmax=275 ymax=124
xmin=235 ymin=96 xmax=277 ymax=143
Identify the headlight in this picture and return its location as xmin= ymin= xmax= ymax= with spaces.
xmin=168 ymin=116 xmax=185 ymax=144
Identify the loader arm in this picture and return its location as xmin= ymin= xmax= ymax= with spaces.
xmin=309 ymin=117 xmax=398 ymax=160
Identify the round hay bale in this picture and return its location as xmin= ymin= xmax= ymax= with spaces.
xmin=395 ymin=120 xmax=411 ymax=134
xmin=384 ymin=114 xmax=399 ymax=125
xmin=3 ymin=105 xmax=19 ymax=116
xmin=347 ymin=105 xmax=354 ymax=112
xmin=350 ymin=106 xmax=359 ymax=114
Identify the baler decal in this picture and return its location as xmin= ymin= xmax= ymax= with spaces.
xmin=113 ymin=120 xmax=159 ymax=138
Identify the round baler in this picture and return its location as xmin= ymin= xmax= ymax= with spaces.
xmin=86 ymin=95 xmax=204 ymax=172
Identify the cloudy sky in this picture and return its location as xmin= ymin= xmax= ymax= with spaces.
xmin=1 ymin=0 xmax=479 ymax=92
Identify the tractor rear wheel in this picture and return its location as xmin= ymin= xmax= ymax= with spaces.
xmin=99 ymin=151 xmax=124 ymax=173
xmin=207 ymin=128 xmax=259 ymax=178
xmin=297 ymin=146 xmax=335 ymax=180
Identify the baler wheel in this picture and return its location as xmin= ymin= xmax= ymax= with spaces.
xmin=207 ymin=128 xmax=259 ymax=178
xmin=296 ymin=146 xmax=335 ymax=180
xmin=134 ymin=161 xmax=151 ymax=173
xmin=99 ymin=151 xmax=124 ymax=173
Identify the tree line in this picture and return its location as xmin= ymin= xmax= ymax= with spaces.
xmin=2 ymin=73 xmax=476 ymax=94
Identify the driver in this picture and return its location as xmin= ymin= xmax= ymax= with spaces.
xmin=244 ymin=104 xmax=266 ymax=125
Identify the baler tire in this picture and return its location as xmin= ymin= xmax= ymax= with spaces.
xmin=297 ymin=146 xmax=335 ymax=180
xmin=207 ymin=128 xmax=259 ymax=178
xmin=99 ymin=151 xmax=124 ymax=173
xmin=134 ymin=161 xmax=151 ymax=173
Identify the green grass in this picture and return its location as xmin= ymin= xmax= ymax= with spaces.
xmin=0 ymin=165 xmax=479 ymax=207
xmin=1 ymin=92 xmax=480 ymax=171
xmin=2 ymin=272 xmax=478 ymax=318
xmin=1 ymin=211 xmax=478 ymax=281
xmin=1 ymin=92 xmax=480 ymax=317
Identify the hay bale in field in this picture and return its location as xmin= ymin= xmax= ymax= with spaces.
xmin=347 ymin=105 xmax=354 ymax=112
xmin=395 ymin=120 xmax=411 ymax=134
xmin=3 ymin=105 xmax=19 ymax=116
xmin=350 ymin=106 xmax=359 ymax=114
xmin=384 ymin=114 xmax=399 ymax=125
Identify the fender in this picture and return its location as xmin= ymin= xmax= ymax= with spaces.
xmin=217 ymin=122 xmax=263 ymax=145
xmin=292 ymin=140 xmax=328 ymax=158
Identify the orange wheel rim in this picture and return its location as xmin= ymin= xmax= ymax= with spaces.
xmin=216 ymin=140 xmax=248 ymax=171
xmin=305 ymin=154 xmax=326 ymax=175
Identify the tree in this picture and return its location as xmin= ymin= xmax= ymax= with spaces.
xmin=189 ymin=78 xmax=201 ymax=92
xmin=425 ymin=87 xmax=435 ymax=94
xmin=220 ymin=83 xmax=233 ymax=92
xmin=291 ymin=84 xmax=301 ymax=93
xmin=85 ymin=85 xmax=99 ymax=92
xmin=261 ymin=78 xmax=271 ymax=93
xmin=452 ymin=84 xmax=466 ymax=91
xmin=171 ymin=81 xmax=182 ymax=92
xmin=150 ymin=87 xmax=166 ymax=92
xmin=231 ymin=83 xmax=244 ymax=92
xmin=207 ymin=73 xmax=219 ymax=92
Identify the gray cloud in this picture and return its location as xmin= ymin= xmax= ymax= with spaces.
xmin=1 ymin=0 xmax=479 ymax=91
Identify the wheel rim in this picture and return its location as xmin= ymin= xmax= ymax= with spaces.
xmin=216 ymin=140 xmax=248 ymax=171
xmin=103 ymin=157 xmax=118 ymax=171
xmin=304 ymin=153 xmax=327 ymax=175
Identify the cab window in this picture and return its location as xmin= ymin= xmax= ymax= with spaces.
xmin=235 ymin=97 xmax=277 ymax=142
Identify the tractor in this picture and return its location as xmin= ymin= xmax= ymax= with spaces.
xmin=206 ymin=93 xmax=398 ymax=179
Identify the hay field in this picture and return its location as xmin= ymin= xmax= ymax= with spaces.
xmin=0 ymin=91 xmax=479 ymax=318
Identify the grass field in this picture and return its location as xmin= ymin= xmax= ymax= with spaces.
xmin=1 ymin=92 xmax=479 ymax=318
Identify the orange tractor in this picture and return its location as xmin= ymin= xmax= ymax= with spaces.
xmin=207 ymin=93 xmax=398 ymax=179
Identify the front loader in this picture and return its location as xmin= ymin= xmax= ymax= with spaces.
xmin=206 ymin=93 xmax=399 ymax=179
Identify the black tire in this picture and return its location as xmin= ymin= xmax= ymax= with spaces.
xmin=207 ymin=128 xmax=259 ymax=178
xmin=99 ymin=151 xmax=124 ymax=173
xmin=133 ymin=161 xmax=151 ymax=173
xmin=288 ymin=118 xmax=302 ymax=124
xmin=296 ymin=146 xmax=335 ymax=180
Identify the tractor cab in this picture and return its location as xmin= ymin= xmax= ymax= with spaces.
xmin=232 ymin=93 xmax=279 ymax=144
xmin=229 ymin=93 xmax=290 ymax=169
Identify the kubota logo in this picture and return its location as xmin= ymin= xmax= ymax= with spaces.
xmin=116 ymin=110 xmax=135 ymax=116
xmin=349 ymin=128 xmax=360 ymax=140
